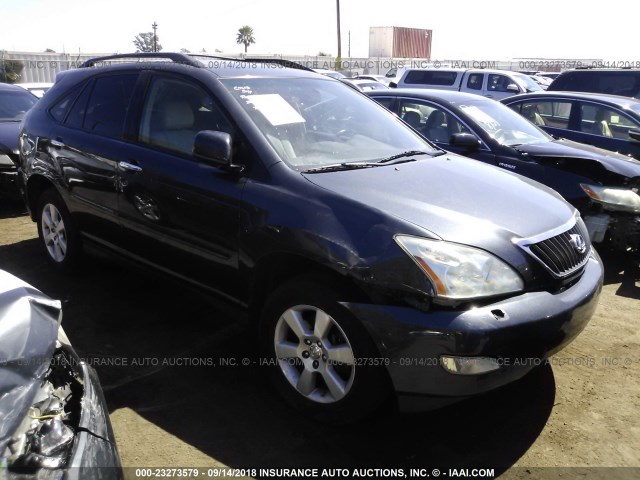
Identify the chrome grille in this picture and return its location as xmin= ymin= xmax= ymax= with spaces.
xmin=520 ymin=219 xmax=591 ymax=278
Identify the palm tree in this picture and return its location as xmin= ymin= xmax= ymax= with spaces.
xmin=236 ymin=26 xmax=256 ymax=53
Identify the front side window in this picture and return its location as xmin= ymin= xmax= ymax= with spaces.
xmin=487 ymin=74 xmax=514 ymax=93
xmin=466 ymin=74 xmax=483 ymax=91
xmin=139 ymin=76 xmax=233 ymax=155
xmin=220 ymin=77 xmax=436 ymax=169
xmin=458 ymin=99 xmax=551 ymax=146
xmin=511 ymin=100 xmax=572 ymax=129
xmin=399 ymin=100 xmax=470 ymax=144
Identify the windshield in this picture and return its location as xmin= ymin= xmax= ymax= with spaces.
xmin=458 ymin=99 xmax=552 ymax=146
xmin=512 ymin=73 xmax=543 ymax=93
xmin=221 ymin=77 xmax=436 ymax=169
xmin=0 ymin=90 xmax=37 ymax=122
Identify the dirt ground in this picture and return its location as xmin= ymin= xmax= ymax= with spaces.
xmin=1 ymin=198 xmax=638 ymax=479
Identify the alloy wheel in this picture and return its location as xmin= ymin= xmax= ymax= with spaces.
xmin=41 ymin=203 xmax=67 ymax=262
xmin=273 ymin=305 xmax=355 ymax=403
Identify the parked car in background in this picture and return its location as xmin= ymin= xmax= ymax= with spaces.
xmin=340 ymin=78 xmax=390 ymax=92
xmin=312 ymin=68 xmax=346 ymax=79
xmin=502 ymin=91 xmax=640 ymax=160
xmin=0 ymin=270 xmax=121 ymax=476
xmin=19 ymin=53 xmax=603 ymax=421
xmin=392 ymin=68 xmax=543 ymax=99
xmin=1 ymin=83 xmax=38 ymax=198
xmin=367 ymin=89 xmax=640 ymax=251
xmin=548 ymin=69 xmax=640 ymax=98
xmin=536 ymin=72 xmax=561 ymax=81
xmin=529 ymin=75 xmax=553 ymax=89
xmin=355 ymin=74 xmax=391 ymax=86
xmin=17 ymin=82 xmax=53 ymax=99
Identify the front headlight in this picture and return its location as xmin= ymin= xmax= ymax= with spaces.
xmin=395 ymin=235 xmax=524 ymax=300
xmin=0 ymin=153 xmax=15 ymax=166
xmin=580 ymin=184 xmax=640 ymax=213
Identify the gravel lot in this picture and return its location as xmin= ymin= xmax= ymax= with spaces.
xmin=1 ymin=198 xmax=638 ymax=479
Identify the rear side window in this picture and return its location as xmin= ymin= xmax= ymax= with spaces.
xmin=579 ymin=103 xmax=640 ymax=139
xmin=551 ymin=72 xmax=640 ymax=97
xmin=49 ymin=83 xmax=85 ymax=123
xmin=403 ymin=70 xmax=458 ymax=86
xmin=79 ymin=74 xmax=138 ymax=138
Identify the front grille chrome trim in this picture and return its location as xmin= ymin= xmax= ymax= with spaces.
xmin=514 ymin=212 xmax=592 ymax=279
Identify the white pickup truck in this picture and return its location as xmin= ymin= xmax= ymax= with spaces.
xmin=390 ymin=68 xmax=543 ymax=100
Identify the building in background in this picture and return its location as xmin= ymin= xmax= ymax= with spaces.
xmin=369 ymin=26 xmax=432 ymax=59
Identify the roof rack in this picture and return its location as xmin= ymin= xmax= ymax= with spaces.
xmin=80 ymin=52 xmax=202 ymax=68
xmin=243 ymin=58 xmax=314 ymax=72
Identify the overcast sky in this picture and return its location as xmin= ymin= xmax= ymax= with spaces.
xmin=1 ymin=0 xmax=637 ymax=60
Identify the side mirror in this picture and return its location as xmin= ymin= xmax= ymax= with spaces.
xmin=193 ymin=131 xmax=244 ymax=173
xmin=389 ymin=81 xmax=398 ymax=88
xmin=450 ymin=132 xmax=481 ymax=150
xmin=506 ymin=83 xmax=520 ymax=94
xmin=629 ymin=129 xmax=640 ymax=142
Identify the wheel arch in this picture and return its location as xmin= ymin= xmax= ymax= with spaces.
xmin=247 ymin=253 xmax=370 ymax=323
xmin=26 ymin=175 xmax=59 ymax=221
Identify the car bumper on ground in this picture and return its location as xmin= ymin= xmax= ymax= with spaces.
xmin=344 ymin=251 xmax=604 ymax=411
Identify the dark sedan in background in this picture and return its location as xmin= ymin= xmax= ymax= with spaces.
xmin=501 ymin=91 xmax=640 ymax=159
xmin=0 ymin=83 xmax=38 ymax=198
xmin=367 ymin=89 xmax=640 ymax=251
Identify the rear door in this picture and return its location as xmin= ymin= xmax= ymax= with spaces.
xmin=44 ymin=73 xmax=139 ymax=241
xmin=570 ymin=101 xmax=640 ymax=159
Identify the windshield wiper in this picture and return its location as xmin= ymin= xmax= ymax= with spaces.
xmin=377 ymin=150 xmax=437 ymax=163
xmin=303 ymin=162 xmax=380 ymax=173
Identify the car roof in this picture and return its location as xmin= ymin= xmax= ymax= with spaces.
xmin=367 ymin=88 xmax=494 ymax=105
xmin=0 ymin=82 xmax=33 ymax=93
xmin=60 ymin=53 xmax=323 ymax=82
xmin=500 ymin=91 xmax=640 ymax=109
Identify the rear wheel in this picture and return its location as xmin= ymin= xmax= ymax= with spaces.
xmin=36 ymin=189 xmax=81 ymax=272
xmin=260 ymin=275 xmax=391 ymax=422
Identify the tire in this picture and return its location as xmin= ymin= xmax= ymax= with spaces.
xmin=260 ymin=275 xmax=392 ymax=423
xmin=36 ymin=189 xmax=82 ymax=272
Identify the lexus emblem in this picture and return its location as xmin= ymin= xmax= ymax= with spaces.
xmin=569 ymin=234 xmax=587 ymax=254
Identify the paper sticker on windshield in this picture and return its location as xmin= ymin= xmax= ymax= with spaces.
xmin=244 ymin=94 xmax=306 ymax=126
xmin=460 ymin=105 xmax=500 ymax=132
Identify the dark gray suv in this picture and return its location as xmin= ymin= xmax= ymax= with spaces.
xmin=18 ymin=53 xmax=603 ymax=422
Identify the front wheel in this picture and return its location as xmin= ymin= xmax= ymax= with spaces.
xmin=260 ymin=276 xmax=391 ymax=423
xmin=36 ymin=189 xmax=82 ymax=272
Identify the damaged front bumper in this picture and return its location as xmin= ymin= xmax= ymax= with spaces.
xmin=0 ymin=270 xmax=121 ymax=478
xmin=343 ymin=251 xmax=604 ymax=412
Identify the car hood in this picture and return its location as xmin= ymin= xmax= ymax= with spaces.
xmin=0 ymin=122 xmax=21 ymax=155
xmin=303 ymin=154 xmax=575 ymax=246
xmin=0 ymin=270 xmax=61 ymax=453
xmin=516 ymin=139 xmax=640 ymax=178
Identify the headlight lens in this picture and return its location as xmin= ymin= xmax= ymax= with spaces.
xmin=580 ymin=184 xmax=640 ymax=213
xmin=395 ymin=235 xmax=524 ymax=300
xmin=0 ymin=153 xmax=15 ymax=166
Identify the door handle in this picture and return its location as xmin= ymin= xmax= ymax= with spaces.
xmin=119 ymin=161 xmax=143 ymax=172
xmin=50 ymin=138 xmax=65 ymax=148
